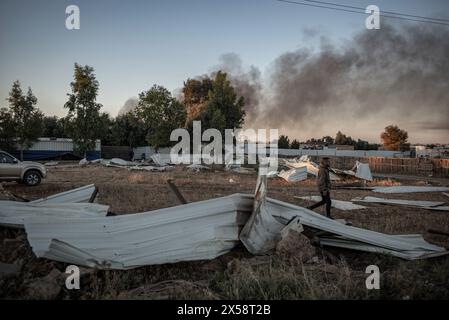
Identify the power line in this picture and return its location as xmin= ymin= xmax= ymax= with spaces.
xmin=299 ymin=0 xmax=449 ymax=23
xmin=276 ymin=0 xmax=449 ymax=26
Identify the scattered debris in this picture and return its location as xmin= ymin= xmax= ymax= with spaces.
xmin=0 ymin=185 xmax=106 ymax=228
xmin=23 ymin=194 xmax=253 ymax=269
xmin=239 ymin=175 xmax=286 ymax=254
xmin=284 ymin=156 xmax=341 ymax=181
xmin=425 ymin=206 xmax=449 ymax=212
xmin=128 ymin=165 xmax=167 ymax=172
xmin=186 ymin=164 xmax=210 ymax=172
xmin=167 ymin=179 xmax=188 ymax=204
xmin=151 ymin=153 xmax=171 ymax=166
xmin=353 ymin=161 xmax=373 ymax=181
xmin=79 ymin=158 xmax=89 ymax=167
xmin=109 ymin=158 xmax=136 ymax=166
xmin=277 ymin=167 xmax=308 ymax=182
xmin=18 ymin=174 xmax=448 ymax=269
xmin=0 ymin=202 xmax=109 ymax=228
xmin=31 ymin=184 xmax=97 ymax=204
xmin=352 ymin=196 xmax=445 ymax=209
xmin=296 ymin=196 xmax=367 ymax=210
xmin=372 ymin=186 xmax=449 ymax=194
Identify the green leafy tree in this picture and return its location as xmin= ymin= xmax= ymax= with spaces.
xmin=64 ymin=64 xmax=103 ymax=157
xmin=381 ymin=125 xmax=409 ymax=151
xmin=7 ymin=81 xmax=43 ymax=160
xmin=135 ymin=85 xmax=186 ymax=149
xmin=109 ymin=112 xmax=146 ymax=147
xmin=290 ymin=139 xmax=300 ymax=149
xmin=0 ymin=107 xmax=16 ymax=151
xmin=189 ymin=72 xmax=244 ymax=133
xmin=42 ymin=116 xmax=67 ymax=138
xmin=278 ymin=135 xmax=290 ymax=149
xmin=335 ymin=131 xmax=355 ymax=145
xmin=182 ymin=77 xmax=213 ymax=124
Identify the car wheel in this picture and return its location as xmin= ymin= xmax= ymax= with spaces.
xmin=23 ymin=170 xmax=41 ymax=186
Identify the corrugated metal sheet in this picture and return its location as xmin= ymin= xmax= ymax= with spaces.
xmin=297 ymin=196 xmax=367 ymax=210
xmin=277 ymin=167 xmax=307 ymax=182
xmin=373 ymin=186 xmax=449 ymax=194
xmin=352 ymin=196 xmax=445 ymax=208
xmin=31 ymin=185 xmax=96 ymax=204
xmin=0 ymin=202 xmax=108 ymax=228
xmin=25 ymin=194 xmax=253 ymax=269
xmin=239 ymin=175 xmax=285 ymax=254
xmin=265 ymin=198 xmax=447 ymax=260
xmin=20 ymin=178 xmax=448 ymax=269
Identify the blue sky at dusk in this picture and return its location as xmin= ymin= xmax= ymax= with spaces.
xmin=1 ymin=0 xmax=448 ymax=143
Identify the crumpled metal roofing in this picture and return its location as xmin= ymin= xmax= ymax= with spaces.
xmin=297 ymin=196 xmax=367 ymax=210
xmin=20 ymin=178 xmax=449 ymax=269
xmin=373 ymin=186 xmax=449 ymax=194
xmin=30 ymin=184 xmax=97 ymax=204
xmin=352 ymin=196 xmax=445 ymax=208
xmin=0 ymin=185 xmax=105 ymax=228
xmin=25 ymin=194 xmax=252 ymax=269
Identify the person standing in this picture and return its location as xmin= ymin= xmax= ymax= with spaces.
xmin=307 ymin=157 xmax=332 ymax=219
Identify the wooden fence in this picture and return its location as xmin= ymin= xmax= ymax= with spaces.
xmin=309 ymin=156 xmax=449 ymax=178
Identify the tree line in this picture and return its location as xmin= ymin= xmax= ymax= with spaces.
xmin=0 ymin=64 xmax=246 ymax=159
xmin=0 ymin=63 xmax=410 ymax=159
xmin=278 ymin=126 xmax=410 ymax=151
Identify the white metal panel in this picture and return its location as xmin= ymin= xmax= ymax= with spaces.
xmin=0 ymin=202 xmax=108 ymax=228
xmin=352 ymin=196 xmax=444 ymax=208
xmin=239 ymin=175 xmax=285 ymax=254
xmin=24 ymin=194 xmax=253 ymax=269
xmin=297 ymin=196 xmax=367 ymax=210
xmin=31 ymin=184 xmax=96 ymax=204
xmin=373 ymin=186 xmax=449 ymax=194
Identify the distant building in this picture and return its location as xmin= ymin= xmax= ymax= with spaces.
xmin=9 ymin=138 xmax=101 ymax=161
xmin=327 ymin=144 xmax=355 ymax=151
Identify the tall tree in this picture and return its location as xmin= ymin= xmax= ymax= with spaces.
xmin=135 ymin=85 xmax=186 ymax=149
xmin=7 ymin=81 xmax=43 ymax=160
xmin=206 ymin=71 xmax=245 ymax=130
xmin=290 ymin=139 xmax=300 ymax=149
xmin=381 ymin=125 xmax=409 ymax=151
xmin=42 ymin=116 xmax=67 ymax=138
xmin=64 ymin=63 xmax=103 ymax=157
xmin=278 ymin=135 xmax=290 ymax=149
xmin=335 ymin=131 xmax=355 ymax=145
xmin=107 ymin=112 xmax=146 ymax=147
xmin=0 ymin=107 xmax=16 ymax=151
xmin=182 ymin=77 xmax=213 ymax=124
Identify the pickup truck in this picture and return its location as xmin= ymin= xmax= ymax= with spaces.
xmin=0 ymin=150 xmax=47 ymax=186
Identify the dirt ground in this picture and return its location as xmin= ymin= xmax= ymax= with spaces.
xmin=1 ymin=163 xmax=449 ymax=299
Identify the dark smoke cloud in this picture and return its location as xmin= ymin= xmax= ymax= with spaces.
xmin=250 ymin=23 xmax=449 ymax=141
xmin=211 ymin=53 xmax=263 ymax=125
xmin=179 ymin=23 xmax=448 ymax=142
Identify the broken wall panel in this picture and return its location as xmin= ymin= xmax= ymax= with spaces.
xmin=31 ymin=184 xmax=97 ymax=204
xmin=0 ymin=202 xmax=109 ymax=228
xmin=24 ymin=194 xmax=253 ymax=269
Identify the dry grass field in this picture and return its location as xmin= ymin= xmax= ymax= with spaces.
xmin=1 ymin=163 xmax=449 ymax=299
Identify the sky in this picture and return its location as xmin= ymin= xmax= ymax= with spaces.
xmin=1 ymin=0 xmax=448 ymax=144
